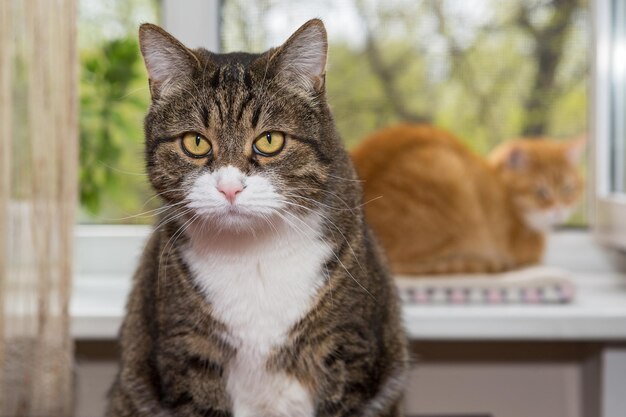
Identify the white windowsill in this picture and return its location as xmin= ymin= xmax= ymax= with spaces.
xmin=71 ymin=227 xmax=626 ymax=341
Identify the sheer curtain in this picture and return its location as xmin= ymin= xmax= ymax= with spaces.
xmin=0 ymin=0 xmax=78 ymax=415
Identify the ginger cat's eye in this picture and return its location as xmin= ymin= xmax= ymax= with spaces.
xmin=253 ymin=132 xmax=285 ymax=156
xmin=535 ymin=185 xmax=551 ymax=200
xmin=181 ymin=133 xmax=212 ymax=158
xmin=562 ymin=183 xmax=575 ymax=196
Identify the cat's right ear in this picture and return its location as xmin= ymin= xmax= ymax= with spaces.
xmin=138 ymin=23 xmax=201 ymax=100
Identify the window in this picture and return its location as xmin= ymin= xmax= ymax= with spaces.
xmin=608 ymin=0 xmax=626 ymax=195
xmin=78 ymin=0 xmax=590 ymax=224
xmin=592 ymin=0 xmax=626 ymax=249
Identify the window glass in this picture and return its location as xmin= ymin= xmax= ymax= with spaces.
xmin=77 ymin=0 xmax=589 ymax=225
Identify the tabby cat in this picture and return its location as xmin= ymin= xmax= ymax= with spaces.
xmin=352 ymin=124 xmax=585 ymax=275
xmin=106 ymin=20 xmax=408 ymax=417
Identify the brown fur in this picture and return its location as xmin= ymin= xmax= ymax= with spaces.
xmin=352 ymin=124 xmax=584 ymax=275
xmin=107 ymin=21 xmax=408 ymax=416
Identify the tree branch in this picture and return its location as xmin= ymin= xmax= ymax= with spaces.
xmin=515 ymin=0 xmax=579 ymax=136
xmin=354 ymin=0 xmax=432 ymax=124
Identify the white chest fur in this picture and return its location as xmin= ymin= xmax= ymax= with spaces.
xmin=183 ymin=215 xmax=330 ymax=417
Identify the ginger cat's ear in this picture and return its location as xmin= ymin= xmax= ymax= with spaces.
xmin=566 ymin=134 xmax=587 ymax=165
xmin=505 ymin=146 xmax=528 ymax=170
xmin=487 ymin=142 xmax=527 ymax=169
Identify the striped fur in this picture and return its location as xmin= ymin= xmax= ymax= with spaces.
xmin=106 ymin=20 xmax=408 ymax=417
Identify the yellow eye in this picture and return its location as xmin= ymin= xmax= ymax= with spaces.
xmin=253 ymin=131 xmax=285 ymax=156
xmin=181 ymin=133 xmax=212 ymax=158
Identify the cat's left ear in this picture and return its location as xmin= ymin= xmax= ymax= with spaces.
xmin=566 ymin=134 xmax=587 ymax=165
xmin=268 ymin=19 xmax=328 ymax=93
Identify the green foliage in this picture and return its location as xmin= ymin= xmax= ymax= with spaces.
xmin=79 ymin=37 xmax=154 ymax=220
xmin=327 ymin=44 xmax=401 ymax=148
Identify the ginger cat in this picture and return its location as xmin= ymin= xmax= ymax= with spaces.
xmin=352 ymin=124 xmax=585 ymax=275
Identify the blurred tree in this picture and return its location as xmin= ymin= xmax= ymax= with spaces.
xmin=352 ymin=0 xmax=586 ymax=147
xmin=513 ymin=0 xmax=585 ymax=136
xmin=355 ymin=0 xmax=433 ymax=124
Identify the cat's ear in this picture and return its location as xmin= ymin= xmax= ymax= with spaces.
xmin=138 ymin=23 xmax=201 ymax=100
xmin=566 ymin=135 xmax=587 ymax=165
xmin=505 ymin=146 xmax=528 ymax=170
xmin=269 ymin=19 xmax=328 ymax=93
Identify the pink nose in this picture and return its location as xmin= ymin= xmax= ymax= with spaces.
xmin=217 ymin=183 xmax=243 ymax=204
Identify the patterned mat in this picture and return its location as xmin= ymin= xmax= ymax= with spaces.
xmin=396 ymin=266 xmax=575 ymax=305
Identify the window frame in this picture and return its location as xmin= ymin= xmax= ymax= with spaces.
xmin=591 ymin=0 xmax=626 ymax=250
xmin=161 ymin=0 xmax=221 ymax=51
